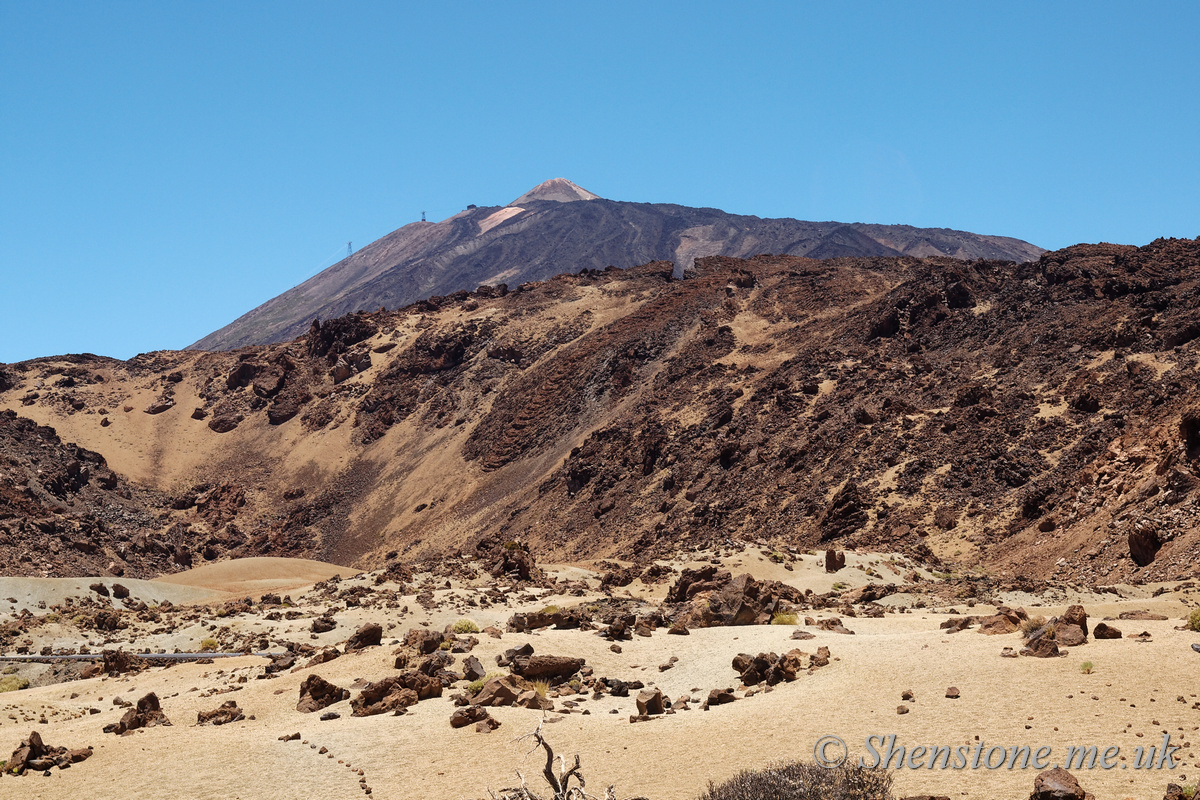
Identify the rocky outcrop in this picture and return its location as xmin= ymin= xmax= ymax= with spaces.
xmin=670 ymin=571 xmax=805 ymax=628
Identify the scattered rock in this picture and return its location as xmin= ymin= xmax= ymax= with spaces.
xmin=1092 ymin=622 xmax=1122 ymax=639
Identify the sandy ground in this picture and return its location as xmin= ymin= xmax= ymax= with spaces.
xmin=1 ymin=553 xmax=1198 ymax=800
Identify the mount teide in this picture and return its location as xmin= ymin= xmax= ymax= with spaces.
xmin=190 ymin=179 xmax=1044 ymax=351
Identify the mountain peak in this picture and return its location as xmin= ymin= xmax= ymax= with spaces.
xmin=508 ymin=178 xmax=600 ymax=206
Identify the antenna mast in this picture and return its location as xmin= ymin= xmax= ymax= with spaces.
xmin=421 ymin=211 xmax=426 ymax=222
xmin=347 ymin=241 xmax=352 ymax=258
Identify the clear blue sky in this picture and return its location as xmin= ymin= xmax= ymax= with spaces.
xmin=3 ymin=1 xmax=1198 ymax=363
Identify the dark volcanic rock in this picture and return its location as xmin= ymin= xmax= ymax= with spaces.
xmin=197 ymin=700 xmax=245 ymax=726
xmin=350 ymin=678 xmax=420 ymax=717
xmin=510 ymin=654 xmax=584 ymax=681
xmin=1029 ymin=767 xmax=1092 ymax=800
xmin=191 ymin=183 xmax=1043 ymax=351
xmin=6 ymin=731 xmax=92 ymax=775
xmin=345 ymin=622 xmax=382 ymax=651
xmin=297 ymin=675 xmax=349 ymax=713
xmin=103 ymin=692 xmax=170 ymax=734
xmin=820 ymin=482 xmax=869 ymax=540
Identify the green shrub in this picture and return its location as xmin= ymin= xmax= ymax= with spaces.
xmin=533 ymin=679 xmax=550 ymax=698
xmin=771 ymin=611 xmax=799 ymax=625
xmin=540 ymin=604 xmax=560 ymax=616
xmin=465 ymin=672 xmax=502 ymax=695
xmin=1080 ymin=661 xmax=1094 ymax=675
xmin=452 ymin=618 xmax=480 ymax=634
xmin=1186 ymin=607 xmax=1200 ymax=632
xmin=697 ymin=761 xmax=893 ymax=800
xmin=1182 ymin=784 xmax=1195 ymax=800
xmin=0 ymin=675 xmax=29 ymax=693
xmin=199 ymin=638 xmax=219 ymax=652
xmin=1 ymin=665 xmax=17 ymax=675
xmin=438 ymin=640 xmax=453 ymax=651
xmin=831 ymin=582 xmax=848 ymax=591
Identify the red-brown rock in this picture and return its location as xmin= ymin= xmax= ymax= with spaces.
xmin=297 ymin=675 xmax=349 ymax=713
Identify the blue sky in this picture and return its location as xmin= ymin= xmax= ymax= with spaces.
xmin=2 ymin=1 xmax=1198 ymax=363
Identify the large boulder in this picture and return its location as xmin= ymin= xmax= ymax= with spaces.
xmin=470 ymin=675 xmax=523 ymax=707
xmin=1029 ymin=767 xmax=1093 ymax=800
xmin=1021 ymin=637 xmax=1061 ymax=658
xmin=824 ymin=549 xmax=846 ymax=573
xmin=1056 ymin=624 xmax=1087 ymax=647
xmin=396 ymin=670 xmax=443 ymax=700
xmin=636 ymin=688 xmax=666 ymax=716
xmin=1061 ymin=605 xmax=1089 ymax=638
xmin=516 ymin=690 xmax=555 ymax=711
xmin=404 ymin=628 xmax=446 ymax=655
xmin=978 ymin=606 xmax=1027 ymax=635
xmin=103 ymin=692 xmax=170 ymax=734
xmin=297 ymin=675 xmax=349 ymax=713
xmin=510 ymin=654 xmax=584 ymax=681
xmin=461 ymin=655 xmax=486 ymax=682
xmin=666 ymin=565 xmax=731 ymax=602
xmin=350 ymin=677 xmax=419 ymax=717
xmin=197 ymin=700 xmax=245 ymax=725
xmin=1092 ymin=622 xmax=1122 ymax=639
xmin=450 ymin=705 xmax=492 ymax=729
xmin=675 ymin=572 xmax=805 ymax=628
xmin=345 ymin=623 xmax=383 ymax=651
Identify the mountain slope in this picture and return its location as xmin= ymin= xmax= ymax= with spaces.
xmin=6 ymin=238 xmax=1199 ymax=589
xmin=189 ymin=179 xmax=1044 ymax=351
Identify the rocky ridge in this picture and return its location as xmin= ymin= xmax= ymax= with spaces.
xmin=1 ymin=239 xmax=1199 ymax=588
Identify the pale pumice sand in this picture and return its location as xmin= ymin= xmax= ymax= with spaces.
xmin=1 ymin=554 xmax=1198 ymax=800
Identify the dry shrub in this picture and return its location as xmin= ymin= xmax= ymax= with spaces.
xmin=1020 ymin=615 xmax=1048 ymax=639
xmin=697 ymin=761 xmax=893 ymax=800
